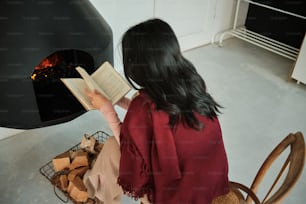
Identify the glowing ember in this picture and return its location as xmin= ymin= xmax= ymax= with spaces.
xmin=31 ymin=54 xmax=60 ymax=80
xmin=35 ymin=54 xmax=60 ymax=70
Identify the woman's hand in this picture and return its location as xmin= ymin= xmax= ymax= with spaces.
xmin=85 ymin=88 xmax=121 ymax=144
xmin=85 ymin=88 xmax=110 ymax=110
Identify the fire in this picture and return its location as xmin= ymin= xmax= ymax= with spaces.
xmin=31 ymin=53 xmax=60 ymax=80
xmin=31 ymin=73 xmax=37 ymax=80
xmin=35 ymin=54 xmax=60 ymax=70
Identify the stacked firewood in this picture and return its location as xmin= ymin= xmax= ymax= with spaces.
xmin=51 ymin=135 xmax=104 ymax=203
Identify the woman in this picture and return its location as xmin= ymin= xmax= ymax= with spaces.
xmin=85 ymin=18 xmax=229 ymax=204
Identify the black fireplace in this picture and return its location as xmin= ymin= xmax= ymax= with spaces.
xmin=0 ymin=0 xmax=113 ymax=129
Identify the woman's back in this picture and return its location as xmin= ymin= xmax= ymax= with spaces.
xmin=119 ymin=92 xmax=229 ymax=204
xmin=155 ymin=113 xmax=229 ymax=203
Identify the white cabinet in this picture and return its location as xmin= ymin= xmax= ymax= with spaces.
xmin=90 ymin=0 xmax=245 ymax=61
xmin=154 ymin=0 xmax=245 ymax=51
xmin=291 ymin=34 xmax=306 ymax=84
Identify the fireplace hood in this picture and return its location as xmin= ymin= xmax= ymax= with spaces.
xmin=0 ymin=0 xmax=113 ymax=129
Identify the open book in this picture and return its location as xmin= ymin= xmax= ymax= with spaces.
xmin=61 ymin=61 xmax=132 ymax=110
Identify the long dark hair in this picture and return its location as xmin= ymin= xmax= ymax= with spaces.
xmin=121 ymin=18 xmax=221 ymax=130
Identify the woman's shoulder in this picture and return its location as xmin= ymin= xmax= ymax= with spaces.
xmin=129 ymin=90 xmax=154 ymax=109
xmin=131 ymin=90 xmax=151 ymax=103
xmin=123 ymin=90 xmax=154 ymax=124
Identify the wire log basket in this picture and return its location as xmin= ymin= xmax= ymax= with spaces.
xmin=39 ymin=131 xmax=111 ymax=204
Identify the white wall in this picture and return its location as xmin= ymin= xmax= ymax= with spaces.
xmin=0 ymin=0 xmax=249 ymax=140
xmin=154 ymin=0 xmax=213 ymax=51
xmin=212 ymin=0 xmax=249 ymax=42
xmin=154 ymin=0 xmax=247 ymax=50
xmin=89 ymin=0 xmax=249 ymax=67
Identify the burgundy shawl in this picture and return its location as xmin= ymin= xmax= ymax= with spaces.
xmin=118 ymin=91 xmax=229 ymax=204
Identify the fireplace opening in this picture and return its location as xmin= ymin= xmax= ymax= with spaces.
xmin=31 ymin=50 xmax=94 ymax=122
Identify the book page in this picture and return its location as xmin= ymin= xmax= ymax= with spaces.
xmin=75 ymin=66 xmax=109 ymax=99
xmin=60 ymin=78 xmax=94 ymax=110
xmin=91 ymin=62 xmax=131 ymax=104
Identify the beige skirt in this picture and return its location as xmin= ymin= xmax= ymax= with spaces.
xmin=83 ymin=136 xmax=123 ymax=204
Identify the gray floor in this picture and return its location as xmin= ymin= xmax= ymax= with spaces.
xmin=1 ymin=38 xmax=305 ymax=203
